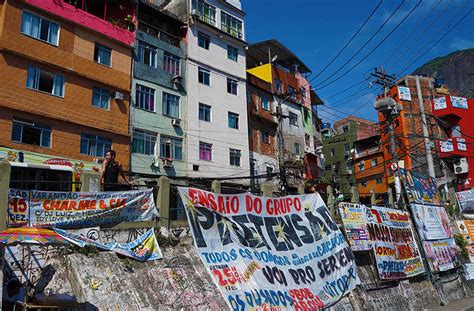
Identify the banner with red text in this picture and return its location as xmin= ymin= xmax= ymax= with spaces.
xmin=178 ymin=187 xmax=358 ymax=310
xmin=8 ymin=189 xmax=157 ymax=229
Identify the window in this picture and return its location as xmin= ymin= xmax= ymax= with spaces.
xmin=288 ymin=86 xmax=296 ymax=100
xmin=262 ymin=130 xmax=270 ymax=144
xmin=137 ymin=41 xmax=157 ymax=67
xmin=289 ymin=112 xmax=298 ymax=126
xmin=160 ymin=136 xmax=183 ymax=160
xmin=452 ymin=125 xmax=461 ymax=138
xmin=94 ymin=43 xmax=111 ymax=66
xmin=346 ymin=163 xmax=352 ymax=172
xmin=342 ymin=125 xmax=349 ymax=132
xmin=358 ymin=161 xmax=365 ymax=171
xmin=12 ymin=119 xmax=51 ymax=148
xmin=80 ymin=133 xmax=111 ymax=157
xmin=21 ymin=11 xmax=59 ymax=46
xmin=361 ymin=181 xmax=367 ymax=187
xmin=227 ymin=45 xmax=238 ymax=61
xmin=371 ymin=158 xmax=378 ymax=166
xmin=198 ymin=67 xmax=211 ymax=85
xmin=228 ymin=112 xmax=239 ymax=129
xmin=193 ymin=0 xmax=216 ymax=25
xmin=275 ymin=79 xmax=283 ymax=93
xmin=266 ymin=166 xmax=273 ymax=180
xmin=199 ymin=103 xmax=211 ymax=122
xmin=221 ymin=12 xmax=242 ymax=38
xmin=162 ymin=92 xmax=180 ymax=118
xmin=163 ymin=52 xmax=180 ymax=76
xmin=135 ymin=84 xmax=155 ymax=111
xmin=385 ymin=146 xmax=391 ymax=154
xmin=262 ymin=97 xmax=270 ymax=111
xmin=227 ymin=78 xmax=238 ymax=95
xmin=26 ymin=66 xmax=64 ymax=97
xmin=132 ymin=129 xmax=156 ymax=155
xmin=376 ymin=177 xmax=383 ymax=184
xmin=199 ymin=141 xmax=212 ymax=161
xmin=198 ymin=32 xmax=210 ymax=49
xmin=230 ymin=149 xmax=241 ymax=166
xmin=294 ymin=143 xmax=301 ymax=155
xmin=305 ymin=134 xmax=310 ymax=146
xmin=92 ymin=87 xmax=110 ymax=109
xmin=300 ymin=87 xmax=306 ymax=98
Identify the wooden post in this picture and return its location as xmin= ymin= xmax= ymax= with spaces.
xmin=212 ymin=180 xmax=221 ymax=194
xmin=0 ymin=159 xmax=11 ymax=305
xmin=80 ymin=170 xmax=100 ymax=192
xmin=157 ymin=176 xmax=170 ymax=228
xmin=297 ymin=183 xmax=305 ymax=195
xmin=370 ymin=188 xmax=376 ymax=206
xmin=351 ymin=185 xmax=359 ymax=203
xmin=261 ymin=183 xmax=273 ymax=197
xmin=327 ymin=185 xmax=335 ymax=218
xmin=388 ymin=188 xmax=394 ymax=207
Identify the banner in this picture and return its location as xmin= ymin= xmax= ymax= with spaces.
xmin=433 ymin=97 xmax=447 ymax=110
xmin=464 ymin=263 xmax=474 ymax=280
xmin=411 ymin=204 xmax=452 ymax=240
xmin=456 ymin=189 xmax=474 ymax=213
xmin=8 ymin=189 xmax=29 ymax=227
xmin=178 ymin=188 xmax=358 ymax=310
xmin=54 ymin=228 xmax=162 ymax=261
xmin=423 ymin=239 xmax=457 ymax=272
xmin=400 ymin=168 xmax=440 ymax=205
xmin=451 ymin=96 xmax=468 ymax=109
xmin=339 ymin=203 xmax=371 ymax=251
xmin=8 ymin=189 xmax=157 ymax=229
xmin=367 ymin=206 xmax=425 ymax=280
xmin=397 ymin=86 xmax=412 ymax=101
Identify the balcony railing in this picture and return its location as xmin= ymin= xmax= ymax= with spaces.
xmin=353 ymin=146 xmax=381 ymax=159
xmin=138 ymin=21 xmax=181 ymax=47
xmin=221 ymin=24 xmax=243 ymax=39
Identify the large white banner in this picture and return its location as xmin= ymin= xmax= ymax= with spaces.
xmin=178 ymin=188 xmax=357 ymax=310
xmin=411 ymin=204 xmax=452 ymax=240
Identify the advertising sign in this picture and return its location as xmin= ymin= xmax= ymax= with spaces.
xmin=433 ymin=97 xmax=447 ymax=110
xmin=411 ymin=204 xmax=452 ymax=240
xmin=464 ymin=263 xmax=474 ymax=280
xmin=451 ymin=96 xmax=468 ymax=109
xmin=456 ymin=220 xmax=474 ymax=245
xmin=400 ymin=168 xmax=440 ymax=205
xmin=440 ymin=140 xmax=454 ymax=153
xmin=366 ymin=206 xmax=425 ymax=280
xmin=339 ymin=203 xmax=371 ymax=251
xmin=8 ymin=189 xmax=157 ymax=229
xmin=397 ymin=86 xmax=412 ymax=101
xmin=178 ymin=188 xmax=358 ymax=310
xmin=423 ymin=239 xmax=457 ymax=272
xmin=456 ymin=189 xmax=474 ymax=213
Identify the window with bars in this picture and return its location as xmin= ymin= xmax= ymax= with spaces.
xmin=12 ymin=119 xmax=51 ymax=148
xmin=135 ymin=84 xmax=155 ymax=111
xmin=221 ymin=11 xmax=242 ymax=38
xmin=229 ymin=149 xmax=241 ymax=166
xmin=192 ymin=0 xmax=216 ymax=25
xmin=21 ymin=11 xmax=59 ymax=46
xmin=80 ymin=133 xmax=111 ymax=157
xmin=26 ymin=66 xmax=64 ymax=97
xmin=162 ymin=92 xmax=180 ymax=118
xmin=137 ymin=41 xmax=157 ymax=67
xmin=199 ymin=141 xmax=212 ymax=161
xmin=160 ymin=136 xmax=183 ymax=160
xmin=199 ymin=103 xmax=211 ymax=122
xmin=228 ymin=112 xmax=239 ymax=129
xmin=132 ymin=129 xmax=156 ymax=155
xmin=94 ymin=43 xmax=111 ymax=66
xmin=227 ymin=78 xmax=238 ymax=95
xmin=163 ymin=52 xmax=180 ymax=76
xmin=92 ymin=86 xmax=110 ymax=109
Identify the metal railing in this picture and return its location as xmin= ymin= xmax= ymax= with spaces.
xmin=137 ymin=21 xmax=182 ymax=47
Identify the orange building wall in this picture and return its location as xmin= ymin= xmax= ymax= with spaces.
xmin=354 ymin=152 xmax=387 ymax=196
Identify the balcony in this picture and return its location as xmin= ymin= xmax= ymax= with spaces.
xmin=137 ymin=21 xmax=181 ymax=47
xmin=432 ymin=95 xmax=473 ymax=120
xmin=353 ymin=146 xmax=381 ymax=160
xmin=438 ymin=137 xmax=469 ymax=158
xmin=25 ymin=0 xmax=135 ymax=46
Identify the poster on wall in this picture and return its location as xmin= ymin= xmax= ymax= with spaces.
xmin=339 ymin=203 xmax=371 ymax=251
xmin=366 ymin=206 xmax=425 ymax=280
xmin=397 ymin=86 xmax=412 ymax=101
xmin=178 ymin=188 xmax=358 ymax=310
xmin=423 ymin=239 xmax=457 ymax=272
xmin=440 ymin=140 xmax=454 ymax=153
xmin=456 ymin=220 xmax=474 ymax=245
xmin=451 ymin=96 xmax=468 ymax=109
xmin=456 ymin=189 xmax=474 ymax=213
xmin=411 ymin=204 xmax=452 ymax=240
xmin=433 ymin=97 xmax=447 ymax=110
xmin=7 ymin=189 xmax=29 ymax=227
xmin=464 ymin=263 xmax=474 ymax=280
xmin=400 ymin=168 xmax=440 ymax=205
xmin=7 ymin=189 xmax=157 ymax=229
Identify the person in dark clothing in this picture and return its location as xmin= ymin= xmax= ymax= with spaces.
xmin=100 ymin=150 xmax=131 ymax=191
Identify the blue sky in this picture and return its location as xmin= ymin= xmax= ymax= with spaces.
xmin=242 ymin=0 xmax=474 ymax=123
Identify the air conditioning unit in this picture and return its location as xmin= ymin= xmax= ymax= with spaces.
xmin=454 ymin=158 xmax=469 ymax=174
xmin=162 ymin=158 xmax=173 ymax=167
xmin=171 ymin=119 xmax=181 ymax=127
xmin=114 ymin=91 xmax=124 ymax=100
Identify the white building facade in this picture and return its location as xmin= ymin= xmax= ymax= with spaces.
xmin=185 ymin=0 xmax=249 ymax=181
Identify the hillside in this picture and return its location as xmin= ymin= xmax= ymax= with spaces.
xmin=413 ymin=48 xmax=474 ymax=98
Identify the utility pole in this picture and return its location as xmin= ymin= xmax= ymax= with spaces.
xmin=415 ymin=75 xmax=436 ymax=179
xmin=372 ymin=67 xmax=403 ymax=206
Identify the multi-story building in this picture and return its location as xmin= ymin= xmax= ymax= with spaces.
xmin=322 ymin=116 xmax=377 ymax=199
xmin=130 ymin=2 xmax=187 ymax=179
xmin=305 ymin=90 xmax=324 ymax=182
xmin=186 ymin=0 xmax=250 ymax=181
xmin=0 ymin=0 xmax=134 ymax=180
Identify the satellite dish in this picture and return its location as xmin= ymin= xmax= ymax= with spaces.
xmin=271 ymin=55 xmax=278 ymax=63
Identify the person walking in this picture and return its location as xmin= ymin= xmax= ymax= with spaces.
xmin=100 ymin=150 xmax=131 ymax=191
